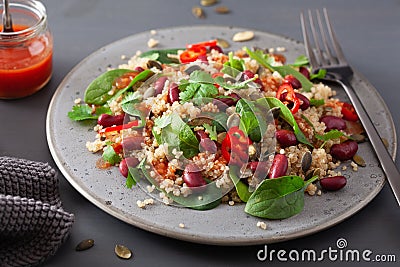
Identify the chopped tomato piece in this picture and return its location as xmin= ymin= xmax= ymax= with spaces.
xmin=341 ymin=102 xmax=359 ymax=121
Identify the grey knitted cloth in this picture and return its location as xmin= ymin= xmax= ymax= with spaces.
xmin=0 ymin=156 xmax=74 ymax=267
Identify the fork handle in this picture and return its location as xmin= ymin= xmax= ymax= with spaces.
xmin=333 ymin=77 xmax=400 ymax=206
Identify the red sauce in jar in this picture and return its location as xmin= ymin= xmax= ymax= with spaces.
xmin=0 ymin=24 xmax=53 ymax=99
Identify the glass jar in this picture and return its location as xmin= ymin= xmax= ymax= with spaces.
xmin=0 ymin=0 xmax=53 ymax=99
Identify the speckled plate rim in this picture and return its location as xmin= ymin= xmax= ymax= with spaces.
xmin=46 ymin=25 xmax=397 ymax=246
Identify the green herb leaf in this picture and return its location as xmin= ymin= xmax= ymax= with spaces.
xmin=179 ymin=71 xmax=219 ymax=102
xmin=84 ymin=69 xmax=133 ymax=105
xmin=102 ymin=145 xmax=121 ymax=165
xmin=291 ymin=55 xmax=309 ymax=67
xmin=214 ymin=76 xmax=255 ymax=90
xmin=221 ymin=52 xmax=245 ymax=76
xmin=139 ymin=48 xmax=183 ymax=64
xmin=67 ymin=105 xmax=112 ymax=121
xmin=315 ymin=129 xmax=346 ymax=142
xmin=244 ymin=47 xmax=314 ymax=92
xmin=245 ymin=175 xmax=316 ymax=219
xmin=310 ymin=69 xmax=327 ymax=80
xmin=260 ymin=97 xmax=313 ymax=147
xmin=203 ymin=123 xmax=218 ymax=141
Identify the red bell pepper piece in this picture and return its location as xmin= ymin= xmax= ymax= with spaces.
xmin=340 ymin=102 xmax=359 ymax=121
xmin=221 ymin=126 xmax=252 ymax=166
xmin=99 ymin=120 xmax=139 ymax=134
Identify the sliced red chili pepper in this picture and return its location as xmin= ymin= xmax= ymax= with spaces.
xmin=186 ymin=39 xmax=217 ymax=49
xmin=99 ymin=120 xmax=139 ymax=134
xmin=276 ymin=83 xmax=300 ymax=114
xmin=179 ymin=46 xmax=207 ymax=63
xmin=221 ymin=126 xmax=252 ymax=165
xmin=340 ymin=102 xmax=359 ymax=121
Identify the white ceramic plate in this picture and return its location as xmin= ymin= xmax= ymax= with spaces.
xmin=46 ymin=25 xmax=396 ymax=245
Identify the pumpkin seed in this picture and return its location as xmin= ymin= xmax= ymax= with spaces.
xmin=217 ymin=132 xmax=226 ymax=144
xmin=75 ymin=239 xmax=94 ymax=251
xmin=143 ymin=87 xmax=155 ymax=99
xmin=305 ymin=168 xmax=322 ymax=181
xmin=201 ymin=0 xmax=217 ymax=6
xmin=353 ymin=154 xmax=366 ymax=167
xmin=350 ymin=133 xmax=366 ymax=143
xmin=226 ymin=113 xmax=241 ymax=128
xmin=192 ymin=6 xmax=205 ymax=18
xmin=146 ymin=60 xmax=162 ymax=70
xmin=115 ymin=244 xmax=132 ymax=259
xmin=216 ymin=38 xmax=230 ymax=48
xmin=232 ymin=31 xmax=255 ymax=42
xmin=187 ymin=117 xmax=213 ymax=127
xmin=301 ymin=151 xmax=312 ymax=173
xmin=215 ymin=6 xmax=230 ymax=14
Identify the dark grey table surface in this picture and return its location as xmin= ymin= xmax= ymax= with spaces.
xmin=1 ymin=0 xmax=399 ymax=266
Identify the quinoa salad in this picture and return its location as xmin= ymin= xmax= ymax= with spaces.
xmin=68 ymin=39 xmax=365 ymax=219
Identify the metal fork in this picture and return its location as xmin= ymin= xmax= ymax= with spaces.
xmin=301 ymin=8 xmax=400 ymax=206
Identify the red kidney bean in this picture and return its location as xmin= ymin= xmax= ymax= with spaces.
xmin=154 ymin=76 xmax=168 ymax=96
xmin=330 ymin=140 xmax=358 ymax=161
xmin=320 ymin=115 xmax=347 ymax=132
xmin=98 ymin=113 xmax=124 ymax=128
xmin=183 ymin=163 xmax=206 ymax=187
xmin=199 ymin=138 xmax=217 ymax=153
xmin=209 ymin=45 xmax=223 ymax=53
xmin=195 ymin=130 xmax=208 ymax=141
xmin=285 ymin=75 xmax=302 ymax=89
xmin=118 ymin=157 xmax=140 ymax=178
xmin=267 ymin=154 xmax=288 ymax=178
xmin=299 ymin=66 xmax=310 ymax=79
xmin=319 ymin=175 xmax=347 ymax=191
xmin=121 ymin=136 xmax=144 ymax=151
xmin=275 ymin=129 xmax=297 ymax=147
xmin=167 ymin=82 xmax=180 ymax=104
xmin=280 ymin=92 xmax=310 ymax=110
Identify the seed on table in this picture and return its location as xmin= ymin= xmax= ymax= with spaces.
xmin=201 ymin=0 xmax=217 ymax=6
xmin=75 ymin=239 xmax=94 ymax=251
xmin=192 ymin=6 xmax=205 ymax=18
xmin=115 ymin=244 xmax=132 ymax=259
xmin=232 ymin=31 xmax=255 ymax=42
xmin=216 ymin=38 xmax=230 ymax=48
xmin=352 ymin=154 xmax=366 ymax=167
xmin=215 ymin=6 xmax=230 ymax=14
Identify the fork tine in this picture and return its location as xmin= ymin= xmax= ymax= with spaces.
xmin=300 ymin=11 xmax=319 ymax=68
xmin=322 ymin=8 xmax=348 ymax=64
xmin=316 ymin=9 xmax=335 ymax=64
xmin=307 ymin=9 xmax=326 ymax=66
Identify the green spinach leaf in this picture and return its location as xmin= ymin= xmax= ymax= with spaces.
xmin=156 ymin=113 xmax=199 ymax=159
xmin=236 ymin=98 xmax=267 ymax=142
xmin=229 ymin=166 xmax=252 ymax=202
xmin=84 ymin=69 xmax=132 ymax=105
xmin=244 ymin=175 xmax=318 ymax=219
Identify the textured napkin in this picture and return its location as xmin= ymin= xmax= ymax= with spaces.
xmin=0 ymin=156 xmax=74 ymax=267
